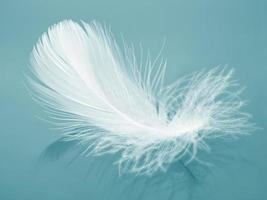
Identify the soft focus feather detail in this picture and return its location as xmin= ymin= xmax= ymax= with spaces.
xmin=28 ymin=20 xmax=253 ymax=175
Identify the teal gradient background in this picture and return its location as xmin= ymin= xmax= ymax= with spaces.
xmin=1 ymin=0 xmax=266 ymax=199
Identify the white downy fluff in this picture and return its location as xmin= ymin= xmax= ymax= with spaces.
xmin=28 ymin=20 xmax=253 ymax=175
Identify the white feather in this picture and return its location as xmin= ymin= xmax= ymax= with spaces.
xmin=28 ymin=20 xmax=253 ymax=175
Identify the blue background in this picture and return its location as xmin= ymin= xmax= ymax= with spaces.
xmin=1 ymin=0 xmax=266 ymax=199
